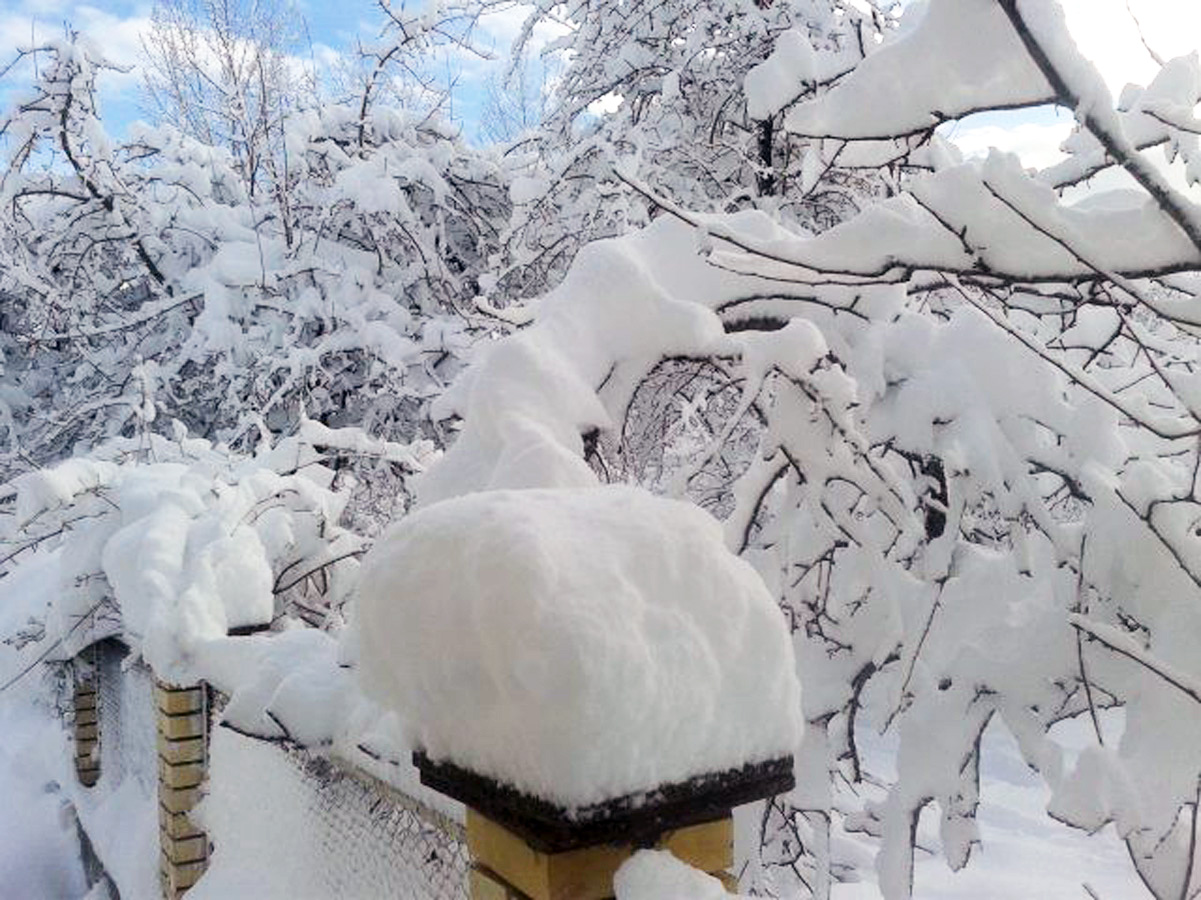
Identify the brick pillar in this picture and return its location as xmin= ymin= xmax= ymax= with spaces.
xmin=156 ymin=680 xmax=210 ymax=898
xmin=73 ymin=674 xmax=100 ymax=788
xmin=466 ymin=811 xmax=736 ymax=900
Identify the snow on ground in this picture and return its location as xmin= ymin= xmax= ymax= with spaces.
xmin=0 ymin=549 xmax=88 ymax=900
xmin=0 ymin=687 xmax=87 ymax=900
xmin=833 ymin=716 xmax=1146 ymax=899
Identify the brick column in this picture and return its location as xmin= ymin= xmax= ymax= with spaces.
xmin=467 ymin=812 xmax=736 ymax=900
xmin=73 ymin=675 xmax=100 ymax=788
xmin=156 ymin=680 xmax=210 ymax=898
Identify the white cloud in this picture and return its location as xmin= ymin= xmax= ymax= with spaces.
xmin=947 ymin=1 xmax=1200 ymax=173
xmin=951 ymin=120 xmax=1074 ymax=170
xmin=476 ymin=4 xmax=569 ymax=59
xmin=0 ymin=5 xmax=151 ymax=94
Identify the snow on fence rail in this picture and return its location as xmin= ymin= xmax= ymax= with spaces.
xmin=73 ymin=639 xmax=470 ymax=900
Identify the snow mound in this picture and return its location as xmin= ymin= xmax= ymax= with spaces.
xmin=614 ymin=850 xmax=746 ymax=900
xmin=355 ymin=485 xmax=802 ymax=807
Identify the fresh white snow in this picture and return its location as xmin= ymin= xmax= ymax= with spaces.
xmin=355 ymin=485 xmax=803 ymax=807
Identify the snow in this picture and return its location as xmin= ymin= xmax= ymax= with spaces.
xmin=219 ymin=626 xmax=354 ymax=747
xmin=6 ymin=2 xmax=1201 ymax=896
xmin=784 ymin=0 xmax=1054 ymax=140
xmin=615 ymin=851 xmax=746 ymax=900
xmin=419 ymin=221 xmax=735 ymax=505
xmin=355 ymin=485 xmax=802 ymax=807
xmin=2 ymin=428 xmax=372 ymax=688
xmin=0 ymin=692 xmax=88 ymax=900
xmin=702 ymin=150 xmax=1201 ymax=283
xmin=830 ymin=717 xmax=1148 ymax=900
xmin=744 ymin=30 xmax=816 ymax=121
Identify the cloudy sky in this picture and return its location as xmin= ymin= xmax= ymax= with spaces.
xmin=0 ymin=0 xmax=1198 ymax=153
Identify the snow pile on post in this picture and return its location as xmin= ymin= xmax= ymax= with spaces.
xmin=355 ymin=485 xmax=802 ymax=807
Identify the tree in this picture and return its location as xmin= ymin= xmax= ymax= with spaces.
xmin=478 ymin=50 xmax=552 ymax=145
xmin=141 ymin=0 xmax=313 ymax=203
xmin=0 ymin=29 xmax=509 ymax=531
xmin=420 ymin=1 xmax=1201 ymax=896
xmin=488 ymin=0 xmax=897 ymax=305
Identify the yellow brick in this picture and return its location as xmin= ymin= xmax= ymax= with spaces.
xmin=716 ymin=871 xmax=738 ymax=893
xmin=158 ymin=733 xmax=205 ymax=765
xmin=156 ymin=685 xmax=204 ymax=715
xmin=466 ymin=811 xmax=734 ymax=900
xmin=159 ymin=758 xmax=206 ymax=790
xmin=75 ymin=746 xmax=99 ymax=773
xmin=471 ymin=866 xmax=528 ymax=900
xmin=158 ymin=711 xmax=206 ymax=741
xmin=160 ymin=851 xmax=207 ymax=895
xmin=159 ymin=806 xmax=204 ymax=840
xmin=74 ymin=707 xmax=98 ymax=726
xmin=75 ymin=722 xmax=99 ymax=742
xmin=160 ymin=784 xmax=203 ymax=815
xmin=661 ymin=817 xmax=733 ymax=873
xmin=170 ymin=858 xmax=208 ymax=890
xmin=163 ymin=834 xmax=208 ymax=865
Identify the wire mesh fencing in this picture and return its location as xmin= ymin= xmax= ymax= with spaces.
xmin=201 ymin=720 xmax=470 ymax=900
xmin=71 ymin=638 xmax=467 ymax=900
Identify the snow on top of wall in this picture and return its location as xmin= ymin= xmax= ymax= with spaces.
xmin=354 ymin=484 xmax=802 ymax=807
xmin=7 ymin=429 xmax=367 ymax=683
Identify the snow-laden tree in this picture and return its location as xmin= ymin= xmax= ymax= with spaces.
xmin=0 ymin=33 xmax=508 ymax=527
xmin=488 ymin=0 xmax=898 ymax=305
xmin=419 ymin=1 xmax=1201 ymax=896
xmin=141 ymin=0 xmax=313 ymax=203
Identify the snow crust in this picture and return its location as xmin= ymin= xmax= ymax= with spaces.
xmin=356 ymin=485 xmax=802 ymax=806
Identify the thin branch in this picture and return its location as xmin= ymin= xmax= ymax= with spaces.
xmin=1070 ymin=616 xmax=1201 ymax=707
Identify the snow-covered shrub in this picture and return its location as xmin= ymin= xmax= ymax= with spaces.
xmin=0 ymin=37 xmax=506 ymax=535
xmin=0 ymin=422 xmax=427 ymax=682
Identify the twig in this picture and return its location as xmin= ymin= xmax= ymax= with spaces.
xmin=1070 ymin=616 xmax=1201 ymax=707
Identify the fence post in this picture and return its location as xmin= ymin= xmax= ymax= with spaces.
xmin=155 ymin=679 xmax=210 ymax=898
xmin=73 ymin=657 xmax=100 ymax=787
xmin=414 ymin=752 xmax=792 ymax=900
xmin=464 ymin=810 xmax=738 ymax=900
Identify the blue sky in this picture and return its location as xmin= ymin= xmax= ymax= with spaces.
xmin=0 ymin=0 xmax=1198 ymax=156
xmin=0 ymin=0 xmax=554 ymax=144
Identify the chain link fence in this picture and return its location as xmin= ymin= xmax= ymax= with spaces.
xmin=75 ymin=639 xmax=468 ymax=900
xmin=199 ymin=711 xmax=469 ymax=900
xmin=94 ymin=639 xmax=157 ymax=797
xmin=278 ymin=748 xmax=469 ymax=900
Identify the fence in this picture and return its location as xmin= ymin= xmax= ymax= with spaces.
xmin=73 ymin=639 xmax=469 ymax=900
